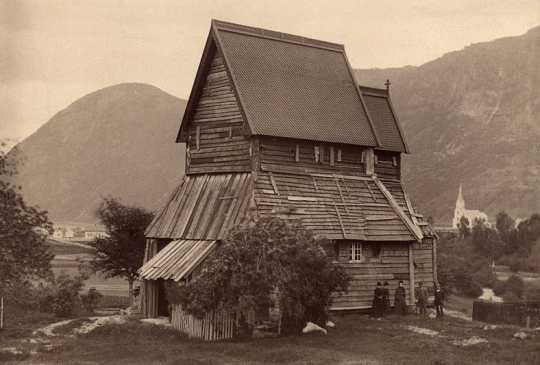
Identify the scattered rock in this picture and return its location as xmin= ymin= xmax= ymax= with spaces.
xmin=252 ymin=323 xmax=279 ymax=338
xmin=302 ymin=322 xmax=327 ymax=335
xmin=513 ymin=331 xmax=528 ymax=340
xmin=405 ymin=325 xmax=439 ymax=337
xmin=75 ymin=315 xmax=127 ymax=334
xmin=444 ymin=309 xmax=472 ymax=322
xmin=453 ymin=336 xmax=488 ymax=347
xmin=33 ymin=319 xmax=75 ymax=337
xmin=483 ymin=324 xmax=498 ymax=330
xmin=326 ymin=320 xmax=336 ymax=328
xmin=140 ymin=317 xmax=172 ymax=327
xmin=0 ymin=347 xmax=24 ymax=355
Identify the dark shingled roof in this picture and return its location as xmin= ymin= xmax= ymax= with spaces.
xmin=359 ymin=86 xmax=408 ymax=153
xmin=178 ymin=20 xmax=380 ymax=147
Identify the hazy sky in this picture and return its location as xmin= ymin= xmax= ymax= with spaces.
xmin=1 ymin=0 xmax=539 ymax=143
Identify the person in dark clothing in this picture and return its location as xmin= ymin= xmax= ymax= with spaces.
xmin=416 ymin=281 xmax=428 ymax=316
xmin=434 ymin=282 xmax=445 ymax=318
xmin=394 ymin=280 xmax=407 ymax=315
xmin=382 ymin=281 xmax=390 ymax=315
xmin=372 ymin=282 xmax=385 ymax=318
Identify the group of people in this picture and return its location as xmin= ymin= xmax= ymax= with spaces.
xmin=372 ymin=280 xmax=445 ymax=318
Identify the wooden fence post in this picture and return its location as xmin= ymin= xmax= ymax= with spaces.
xmin=1 ymin=296 xmax=4 ymax=330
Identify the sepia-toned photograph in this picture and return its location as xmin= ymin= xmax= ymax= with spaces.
xmin=1 ymin=1 xmax=539 ymax=363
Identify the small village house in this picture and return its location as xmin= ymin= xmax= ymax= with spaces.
xmin=139 ymin=20 xmax=437 ymax=339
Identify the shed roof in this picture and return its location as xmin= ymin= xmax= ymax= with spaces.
xmin=359 ymin=86 xmax=408 ymax=153
xmin=178 ymin=20 xmax=380 ymax=147
xmin=146 ymin=171 xmax=423 ymax=242
xmin=145 ymin=173 xmax=253 ymax=240
xmin=139 ymin=239 xmax=216 ymax=281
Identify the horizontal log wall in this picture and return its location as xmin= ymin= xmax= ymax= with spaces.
xmin=186 ymin=53 xmax=251 ymax=174
xmin=412 ymin=239 xmax=435 ymax=286
xmin=374 ymin=151 xmax=400 ymax=180
xmin=331 ymin=242 xmax=412 ymax=309
xmin=260 ymin=137 xmax=366 ymax=176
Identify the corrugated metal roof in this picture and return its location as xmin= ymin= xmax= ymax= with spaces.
xmin=214 ymin=24 xmax=379 ymax=146
xmin=139 ymin=239 xmax=216 ymax=281
xmin=359 ymin=86 xmax=408 ymax=153
xmin=145 ymin=173 xmax=253 ymax=239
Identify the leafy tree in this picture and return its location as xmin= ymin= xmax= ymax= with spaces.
xmin=471 ymin=219 xmax=505 ymax=262
xmin=0 ymin=142 xmax=53 ymax=300
xmin=90 ymin=198 xmax=154 ymax=301
xmin=496 ymin=211 xmax=515 ymax=241
xmin=504 ymin=275 xmax=525 ymax=301
xmin=516 ymin=214 xmax=540 ymax=254
xmin=457 ymin=216 xmax=470 ymax=239
xmin=170 ymin=217 xmax=350 ymax=334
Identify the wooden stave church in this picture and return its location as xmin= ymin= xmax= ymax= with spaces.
xmin=139 ymin=19 xmax=437 ymax=318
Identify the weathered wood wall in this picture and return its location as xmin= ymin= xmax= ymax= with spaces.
xmin=331 ymin=242 xmax=412 ymax=310
xmin=171 ymin=304 xmax=236 ymax=341
xmin=259 ymin=137 xmax=366 ymax=176
xmin=186 ymin=51 xmax=251 ymax=174
xmin=374 ymin=151 xmax=400 ymax=180
xmin=412 ymin=239 xmax=435 ymax=286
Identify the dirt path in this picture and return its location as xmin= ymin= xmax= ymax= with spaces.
xmin=0 ymin=315 xmax=128 ymax=361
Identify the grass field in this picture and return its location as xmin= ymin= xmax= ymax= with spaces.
xmin=2 ymin=309 xmax=539 ymax=365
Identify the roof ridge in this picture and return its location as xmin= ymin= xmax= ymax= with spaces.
xmin=212 ymin=19 xmax=344 ymax=52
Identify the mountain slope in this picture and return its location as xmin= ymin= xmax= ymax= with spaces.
xmin=12 ymin=83 xmax=186 ymax=222
xmin=356 ymin=26 xmax=540 ymax=224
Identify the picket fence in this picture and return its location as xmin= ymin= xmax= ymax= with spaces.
xmin=170 ymin=304 xmax=236 ymax=341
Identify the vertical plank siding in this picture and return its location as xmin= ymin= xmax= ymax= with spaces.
xmin=186 ymin=54 xmax=251 ymax=174
xmin=141 ymin=239 xmax=159 ymax=318
xmin=171 ymin=304 xmax=236 ymax=341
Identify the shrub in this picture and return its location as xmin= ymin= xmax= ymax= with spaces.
xmin=493 ymin=279 xmax=507 ymax=297
xmin=505 ymin=275 xmax=525 ymax=299
xmin=81 ymin=287 xmax=103 ymax=313
xmin=35 ymin=273 xmax=85 ymax=317
xmin=51 ymin=274 xmax=85 ymax=317
xmin=169 ymin=217 xmax=350 ymax=334
xmin=472 ymin=265 xmax=497 ymax=288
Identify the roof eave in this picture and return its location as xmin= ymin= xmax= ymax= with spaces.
xmin=341 ymin=48 xmax=381 ymax=149
xmin=385 ymin=91 xmax=411 ymax=154
xmin=210 ymin=19 xmax=255 ymax=137
xmin=176 ymin=30 xmax=216 ymax=143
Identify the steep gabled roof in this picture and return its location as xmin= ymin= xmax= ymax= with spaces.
xmin=178 ymin=20 xmax=380 ymax=147
xmin=359 ymin=86 xmax=409 ymax=153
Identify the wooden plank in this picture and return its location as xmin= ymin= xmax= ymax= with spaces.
xmin=409 ymin=244 xmax=415 ymax=306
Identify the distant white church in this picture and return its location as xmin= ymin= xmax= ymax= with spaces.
xmin=452 ymin=184 xmax=490 ymax=228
